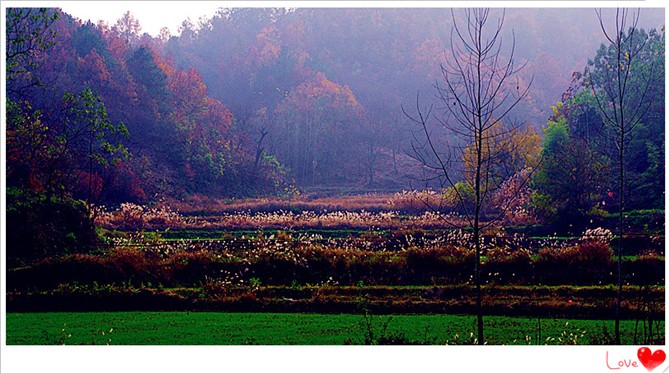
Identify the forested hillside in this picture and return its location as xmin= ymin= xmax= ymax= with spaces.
xmin=6 ymin=7 xmax=665 ymax=205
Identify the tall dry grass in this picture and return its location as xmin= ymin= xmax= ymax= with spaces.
xmin=94 ymin=201 xmax=469 ymax=231
xmin=166 ymin=191 xmax=454 ymax=215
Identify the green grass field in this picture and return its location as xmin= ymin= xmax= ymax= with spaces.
xmin=6 ymin=312 xmax=663 ymax=345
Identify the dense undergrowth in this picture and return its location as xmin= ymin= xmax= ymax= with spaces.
xmin=7 ymin=198 xmax=665 ymax=324
xmin=8 ymin=227 xmax=664 ymax=291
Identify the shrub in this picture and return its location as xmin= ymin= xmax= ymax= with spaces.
xmin=275 ymin=230 xmax=294 ymax=244
xmin=529 ymin=191 xmax=558 ymax=224
xmin=292 ymin=245 xmax=337 ymax=282
xmin=105 ymin=247 xmax=163 ymax=285
xmin=574 ymin=239 xmax=613 ymax=267
xmin=201 ymin=275 xmax=234 ymax=299
xmin=404 ymin=244 xmax=474 ymax=283
xmin=349 ymin=252 xmax=404 ymax=285
xmin=165 ymin=250 xmax=218 ymax=285
xmin=484 ymin=247 xmax=533 ymax=284
xmin=6 ymin=188 xmax=97 ymax=267
xmin=535 ymin=239 xmax=613 ymax=284
xmin=387 ymin=228 xmax=426 ymax=250
xmin=33 ymin=254 xmax=111 ymax=288
xmin=624 ymin=250 xmax=665 ymax=285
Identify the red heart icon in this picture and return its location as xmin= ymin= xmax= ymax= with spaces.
xmin=637 ymin=347 xmax=667 ymax=372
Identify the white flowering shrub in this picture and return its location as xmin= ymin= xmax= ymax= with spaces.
xmin=581 ymin=227 xmax=614 ymax=244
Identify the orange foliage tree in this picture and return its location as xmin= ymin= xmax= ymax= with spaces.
xmin=272 ymin=72 xmax=363 ymax=184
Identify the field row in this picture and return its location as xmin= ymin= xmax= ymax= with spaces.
xmin=93 ymin=201 xmax=665 ymax=235
xmin=8 ymin=284 xmax=664 ymax=321
xmin=8 ymin=233 xmax=664 ymax=291
xmin=6 ymin=311 xmax=664 ymax=345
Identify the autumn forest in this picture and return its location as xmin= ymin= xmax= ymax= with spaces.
xmin=4 ymin=6 xmax=667 ymax=353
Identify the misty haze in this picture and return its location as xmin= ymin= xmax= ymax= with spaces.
xmin=4 ymin=6 xmax=667 ymax=359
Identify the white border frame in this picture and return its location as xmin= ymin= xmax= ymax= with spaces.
xmin=1 ymin=1 xmax=668 ymax=373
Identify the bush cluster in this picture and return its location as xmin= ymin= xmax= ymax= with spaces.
xmin=7 ymin=235 xmax=664 ymax=291
xmin=534 ymin=239 xmax=614 ymax=284
xmin=6 ymin=188 xmax=97 ymax=267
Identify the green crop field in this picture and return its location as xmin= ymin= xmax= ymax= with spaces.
xmin=6 ymin=312 xmax=662 ymax=345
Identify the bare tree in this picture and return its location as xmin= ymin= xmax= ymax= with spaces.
xmin=587 ymin=8 xmax=657 ymax=344
xmin=404 ymin=8 xmax=532 ymax=345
